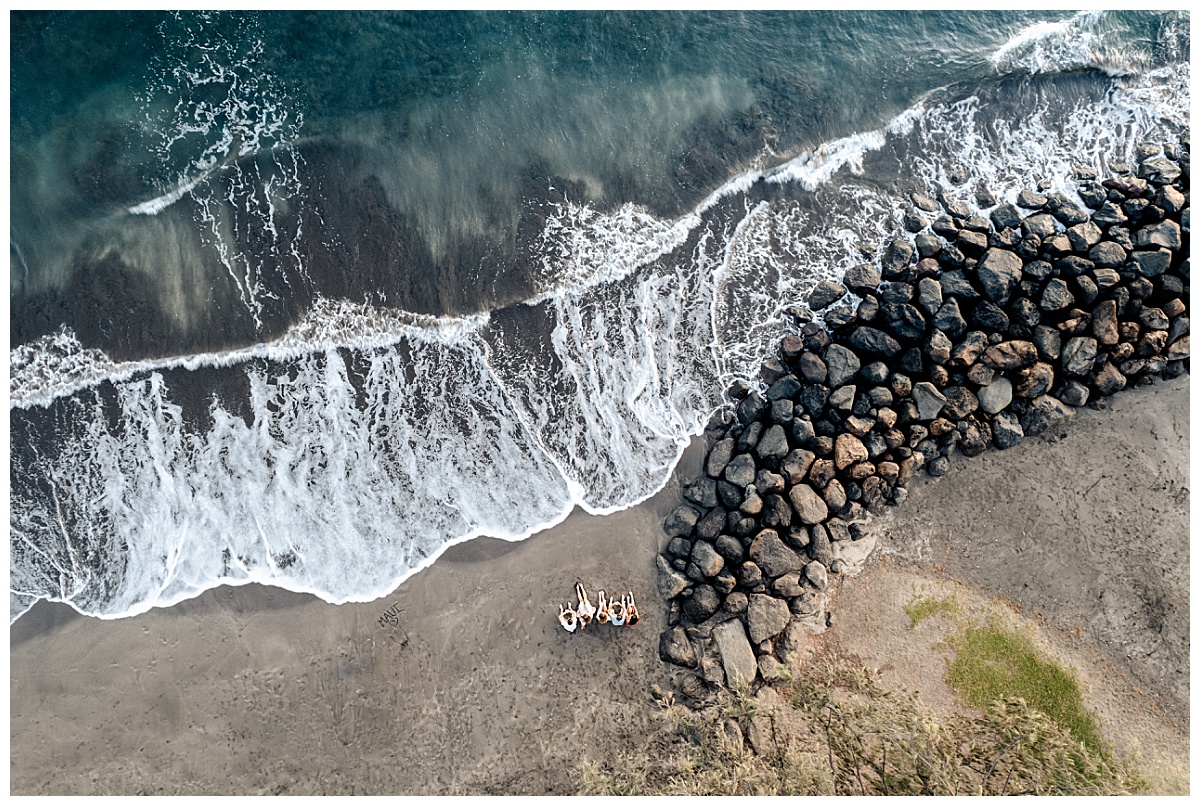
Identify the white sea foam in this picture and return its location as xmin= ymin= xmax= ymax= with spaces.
xmin=765 ymin=129 xmax=887 ymax=190
xmin=10 ymin=38 xmax=1189 ymax=622
xmin=133 ymin=11 xmax=308 ymax=329
xmin=127 ymin=168 xmax=216 ymax=215
xmin=903 ymin=61 xmax=1189 ymax=214
xmin=8 ymin=299 xmax=491 ymax=410
xmin=988 ymin=10 xmax=1145 ymax=78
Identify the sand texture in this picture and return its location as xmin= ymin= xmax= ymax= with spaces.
xmin=8 ymin=377 xmax=1189 ymax=794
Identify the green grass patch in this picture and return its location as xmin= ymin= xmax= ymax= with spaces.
xmin=946 ymin=620 xmax=1104 ymax=754
xmin=578 ymin=653 xmax=1142 ymax=795
xmin=903 ymin=592 xmax=960 ymax=627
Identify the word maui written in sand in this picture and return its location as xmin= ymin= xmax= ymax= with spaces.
xmin=377 ymin=601 xmax=403 ymax=628
xmin=376 ymin=602 xmax=410 ymax=647
xmin=558 ymin=583 xmax=639 ymax=633
xmin=376 ymin=601 xmax=411 ymax=649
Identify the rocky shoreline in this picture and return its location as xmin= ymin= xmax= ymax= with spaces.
xmin=656 ymin=137 xmax=1191 ymax=694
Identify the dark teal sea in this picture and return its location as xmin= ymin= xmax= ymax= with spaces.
xmin=8 ymin=10 xmax=1190 ymax=620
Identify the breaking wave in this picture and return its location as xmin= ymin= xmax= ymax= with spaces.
xmin=9 ymin=11 xmax=1189 ymax=622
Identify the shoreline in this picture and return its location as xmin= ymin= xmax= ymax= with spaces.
xmin=9 ymin=374 xmax=1188 ymax=794
xmin=9 ymin=425 xmax=708 ymax=629
xmin=8 ymin=438 xmax=707 ymax=795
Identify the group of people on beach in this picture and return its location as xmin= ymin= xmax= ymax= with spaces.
xmin=558 ymin=583 xmax=639 ymax=632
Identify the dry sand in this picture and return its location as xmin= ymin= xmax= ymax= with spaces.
xmin=8 ymin=376 xmax=1190 ymax=794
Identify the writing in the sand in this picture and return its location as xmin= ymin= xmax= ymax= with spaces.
xmin=377 ymin=602 xmax=402 ymax=629
xmin=377 ymin=601 xmax=411 ymax=649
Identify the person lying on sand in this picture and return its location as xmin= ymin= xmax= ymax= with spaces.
xmin=625 ymin=591 xmax=639 ymax=627
xmin=557 ymin=586 xmax=638 ymax=631
xmin=558 ymin=603 xmax=579 ymax=633
xmin=595 ymin=590 xmax=611 ymax=625
xmin=575 ymin=582 xmax=596 ymax=629
xmin=609 ymin=595 xmax=627 ymax=626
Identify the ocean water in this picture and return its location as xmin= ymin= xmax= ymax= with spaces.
xmin=8 ymin=10 xmax=1190 ymax=621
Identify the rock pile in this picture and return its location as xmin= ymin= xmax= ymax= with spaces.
xmin=658 ymin=139 xmax=1191 ymax=693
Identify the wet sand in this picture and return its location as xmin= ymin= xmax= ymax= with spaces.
xmin=8 ymin=376 xmax=1190 ymax=794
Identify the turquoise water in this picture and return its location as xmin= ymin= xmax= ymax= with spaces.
xmin=8 ymin=10 xmax=1190 ymax=621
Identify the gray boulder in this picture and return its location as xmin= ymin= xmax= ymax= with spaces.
xmin=797 ymin=352 xmax=828 ymax=384
xmin=1135 ymin=219 xmax=1181 ymax=250
xmin=975 ymin=248 xmax=1024 ymax=304
xmin=1061 ymin=336 xmax=1099 ymax=376
xmin=917 ymin=277 xmax=944 ymax=316
xmin=830 ymin=383 xmax=859 ymax=412
xmin=659 ymin=626 xmax=698 ymax=668
xmin=991 ymin=203 xmax=1023 ymax=230
xmin=850 ymin=326 xmax=902 ymax=357
xmin=1022 ymin=213 xmax=1057 ymax=239
xmin=808 ymin=280 xmax=847 ymax=310
xmin=932 ymin=298 xmax=968 ymax=337
xmin=1067 ymin=221 xmax=1103 ymax=251
xmin=706 ymin=438 xmax=735 ymax=478
xmin=723 ymin=591 xmax=749 ymax=614
xmin=1092 ymin=362 xmax=1127 ymax=396
xmin=714 ymin=534 xmax=745 ymax=565
xmin=724 ymin=453 xmax=757 ymax=487
xmin=683 ymin=477 xmax=720 ymax=509
xmin=1020 ymin=395 xmax=1075 ymax=436
xmin=747 ymin=594 xmax=792 ymax=644
xmin=808 ymin=523 xmax=834 ymax=566
xmin=691 ymin=540 xmax=725 ymax=578
xmin=882 ymin=239 xmax=916 ymax=275
xmin=941 ymin=386 xmax=979 ymax=419
xmin=772 ymin=572 xmax=805 ymax=598
xmin=695 ymin=507 xmax=726 ymax=541
xmin=758 ymin=656 xmax=783 ymax=683
xmin=737 ymin=391 xmax=767 ymax=424
xmin=789 ymin=483 xmax=829 ymax=525
xmin=824 ymin=343 xmax=861 ymax=388
xmin=682 ymin=584 xmax=722 ymax=622
xmin=991 ymin=411 xmax=1024 ymax=449
xmin=765 ymin=374 xmax=803 ymax=401
xmin=775 ymin=619 xmax=809 ymax=663
xmin=1132 ymin=249 xmax=1172 ymax=278
xmin=1139 ymin=156 xmax=1182 ymax=183
xmin=926 ymin=328 xmax=953 ymax=364
xmin=755 ymin=424 xmax=790 ymax=461
xmin=664 ymin=505 xmax=701 ymax=538
xmin=657 ymin=554 xmax=690 ymax=598
xmin=781 ymin=448 xmax=817 ymax=484
xmin=843 ymin=263 xmax=882 ymax=295
xmin=977 ymin=378 xmax=1013 ymax=415
xmin=884 ymin=303 xmax=928 ymax=341
xmin=1088 ymin=241 xmax=1127 ymax=269
xmin=762 ymin=494 xmax=792 ymax=529
xmin=712 ymin=619 xmax=757 ymax=686
xmin=939 ymin=270 xmax=981 ymax=300
xmin=1017 ymin=189 xmax=1047 ymax=208
xmin=912 ymin=382 xmax=948 ymax=420
xmin=749 ymin=529 xmax=805 ymax=578
xmin=950 ymin=332 xmax=989 ymax=367
xmin=1036 ymin=277 xmax=1075 ymax=314
xmin=1033 ymin=325 xmax=1062 ymax=361
xmin=1059 ymin=379 xmax=1090 ymax=407
xmin=1092 ymin=299 xmax=1120 ymax=346
xmin=1091 ymin=201 xmax=1128 ymax=227
xmin=804 ymin=560 xmax=829 ymax=590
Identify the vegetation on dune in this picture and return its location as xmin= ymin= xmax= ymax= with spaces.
xmin=579 ymin=625 xmax=1144 ymax=795
xmin=945 ymin=619 xmax=1106 ymax=756
xmin=902 ymin=591 xmax=960 ymax=627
